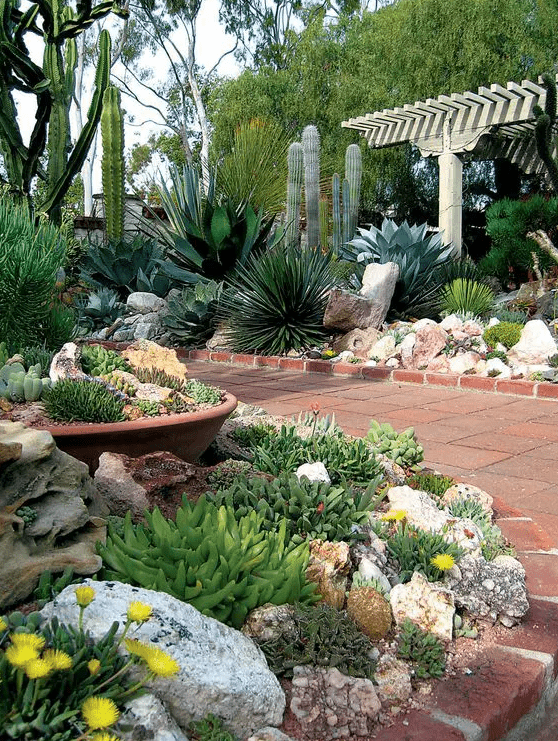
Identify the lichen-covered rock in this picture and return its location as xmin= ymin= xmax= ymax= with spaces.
xmin=290 ymin=666 xmax=381 ymax=739
xmin=120 ymin=694 xmax=189 ymax=741
xmin=306 ymin=540 xmax=351 ymax=609
xmin=390 ymin=572 xmax=455 ymax=642
xmin=242 ymin=603 xmax=297 ymax=643
xmin=121 ymin=339 xmax=188 ymax=379
xmin=41 ymin=581 xmax=285 ymax=738
xmin=296 ymin=462 xmax=330 ymax=484
xmin=441 ymin=482 xmax=493 ymax=515
xmin=346 ymin=586 xmax=392 ymax=640
xmin=0 ymin=421 xmax=105 ymax=608
xmin=374 ymin=655 xmax=413 ymax=702
xmin=445 ymin=554 xmax=529 ymax=626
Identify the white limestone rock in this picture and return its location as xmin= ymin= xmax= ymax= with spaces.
xmin=368 ymin=335 xmax=396 ymax=360
xmin=440 ymin=314 xmax=463 ymax=333
xmin=508 ymin=319 xmax=558 ymax=364
xmin=448 ymin=351 xmax=481 ymax=374
xmin=120 ymin=694 xmax=190 ymax=741
xmin=484 ymin=358 xmax=511 ymax=378
xmin=359 ymin=262 xmax=399 ymax=326
xmin=49 ymin=342 xmax=87 ymax=383
xmin=390 ymin=571 xmax=455 ymax=641
xmin=296 ymin=462 xmax=331 ymax=484
xmin=40 ymin=581 xmax=285 ymax=738
xmin=441 ymin=482 xmax=493 ymax=515
xmin=358 ymin=557 xmax=392 ymax=594
xmin=398 ymin=332 xmax=416 ymax=368
xmin=374 ymin=655 xmax=413 ymax=702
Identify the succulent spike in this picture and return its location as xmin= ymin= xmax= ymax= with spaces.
xmin=286 ymin=141 xmax=303 ymax=248
xmin=345 ymin=143 xmax=362 ymax=242
xmin=302 ymin=125 xmax=320 ymax=249
xmin=101 ymin=84 xmax=125 ymax=242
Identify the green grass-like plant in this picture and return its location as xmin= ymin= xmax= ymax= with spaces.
xmin=43 ymin=379 xmax=125 ymax=423
xmin=405 ymin=472 xmax=454 ymax=499
xmin=208 ymin=471 xmax=383 ymax=544
xmin=384 ymin=523 xmax=463 ymax=583
xmin=218 ymin=245 xmax=335 ymax=355
xmin=397 ymin=618 xmax=446 ymax=679
xmin=189 ymin=713 xmax=238 ymax=741
xmin=440 ymin=278 xmax=494 ymax=317
xmin=483 ymin=322 xmax=523 ymax=349
xmin=255 ymin=602 xmax=378 ymax=679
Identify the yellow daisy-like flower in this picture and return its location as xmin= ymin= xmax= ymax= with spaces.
xmin=81 ymin=696 xmax=120 ymax=730
xmin=10 ymin=633 xmax=46 ymax=651
xmin=88 ymin=658 xmax=101 ymax=675
xmin=0 ymin=618 xmax=7 ymax=631
xmin=127 ymin=601 xmax=152 ymax=624
xmin=431 ymin=553 xmax=455 ymax=571
xmin=381 ymin=509 xmax=407 ymax=522
xmin=143 ymin=647 xmax=180 ymax=678
xmin=90 ymin=734 xmax=120 ymax=741
xmin=75 ymin=585 xmax=96 ymax=607
xmin=124 ymin=638 xmax=151 ymax=659
xmin=5 ymin=644 xmax=39 ymax=668
xmin=43 ymin=649 xmax=72 ymax=670
xmin=25 ymin=658 xmax=52 ymax=679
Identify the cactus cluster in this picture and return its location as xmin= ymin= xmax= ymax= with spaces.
xmin=98 ymin=496 xmax=319 ymax=629
xmin=208 ymin=472 xmax=380 ymax=544
xmin=366 ymin=420 xmax=424 ymax=468
xmin=133 ymin=366 xmax=188 ymax=393
xmin=0 ymin=362 xmax=51 ymax=402
xmin=81 ymin=344 xmax=131 ymax=377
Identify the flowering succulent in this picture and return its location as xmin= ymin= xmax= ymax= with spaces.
xmin=82 ymin=696 xmax=120 ymax=730
xmin=127 ymin=601 xmax=152 ymax=624
xmin=75 ymin=585 xmax=96 ymax=607
xmin=430 ymin=553 xmax=455 ymax=571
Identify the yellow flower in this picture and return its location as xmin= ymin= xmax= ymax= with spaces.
xmin=124 ymin=638 xmax=151 ymax=659
xmin=143 ymin=646 xmax=180 ymax=678
xmin=0 ymin=618 xmax=7 ymax=631
xmin=81 ymin=696 xmax=120 ymax=730
xmin=90 ymin=734 xmax=120 ymax=741
xmin=5 ymin=644 xmax=39 ymax=668
xmin=75 ymin=585 xmax=96 ymax=607
xmin=25 ymin=658 xmax=52 ymax=679
xmin=88 ymin=659 xmax=101 ymax=675
xmin=381 ymin=509 xmax=407 ymax=521
xmin=431 ymin=553 xmax=455 ymax=571
xmin=43 ymin=649 xmax=72 ymax=670
xmin=127 ymin=601 xmax=152 ymax=624
xmin=10 ymin=633 xmax=45 ymax=651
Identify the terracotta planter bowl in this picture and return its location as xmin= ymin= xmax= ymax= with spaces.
xmin=46 ymin=392 xmax=237 ymax=474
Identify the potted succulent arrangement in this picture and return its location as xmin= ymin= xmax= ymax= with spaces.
xmin=0 ymin=339 xmax=237 ymax=472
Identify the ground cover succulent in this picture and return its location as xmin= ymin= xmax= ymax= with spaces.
xmin=366 ymin=420 xmax=424 ymax=468
xmin=42 ymin=379 xmax=126 ymax=423
xmin=483 ymin=322 xmax=523 ymax=349
xmin=396 ymin=618 xmax=446 ymax=679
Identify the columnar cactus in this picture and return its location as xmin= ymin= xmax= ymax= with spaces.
xmin=533 ymin=73 xmax=558 ymax=194
xmin=332 ymin=173 xmax=341 ymax=253
xmin=101 ymin=85 xmax=125 ymax=242
xmin=302 ymin=125 xmax=320 ymax=249
xmin=344 ymin=143 xmax=362 ymax=242
xmin=286 ymin=142 xmax=303 ymax=248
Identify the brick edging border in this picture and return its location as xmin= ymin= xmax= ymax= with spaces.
xmin=180 ymin=349 xmax=558 ymax=400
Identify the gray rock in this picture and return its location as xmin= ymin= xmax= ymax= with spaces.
xmin=296 ymin=462 xmax=330 ymax=484
xmin=94 ymin=452 xmax=150 ymax=519
xmin=445 ymin=554 xmax=529 ymax=625
xmin=246 ymin=729 xmax=295 ymax=741
xmin=0 ymin=420 xmax=55 ymax=462
xmin=41 ymin=581 xmax=285 ymax=738
xmin=127 ymin=292 xmax=168 ymax=314
xmin=120 ymin=694 xmax=190 ymax=741
xmin=359 ymin=262 xmax=399 ymax=325
xmin=323 ymin=289 xmax=386 ymax=332
xmin=332 ymin=327 xmax=381 ymax=357
xmin=242 ymin=603 xmax=297 ymax=643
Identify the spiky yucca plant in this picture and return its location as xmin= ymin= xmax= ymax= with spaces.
xmin=219 ymin=246 xmax=334 ymax=355
xmin=440 ymin=278 xmax=494 ymax=317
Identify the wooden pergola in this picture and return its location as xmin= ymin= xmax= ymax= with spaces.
xmin=342 ymin=74 xmax=558 ymax=256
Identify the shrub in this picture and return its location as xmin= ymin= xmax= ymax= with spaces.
xmin=440 ymin=278 xmax=494 ymax=317
xmin=483 ymin=322 xmax=523 ymax=349
xmin=98 ymin=497 xmax=319 ymax=629
xmin=0 ymin=199 xmax=67 ymax=352
xmin=218 ymin=245 xmax=335 ymax=355
xmin=397 ymin=618 xmax=446 ymax=679
xmin=255 ymin=602 xmax=377 ymax=679
xmin=43 ymin=379 xmax=126 ymax=423
xmin=208 ymin=471 xmax=383 ymax=544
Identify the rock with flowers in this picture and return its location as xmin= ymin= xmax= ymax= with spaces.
xmin=0 ymin=420 xmax=106 ymax=609
xmin=40 ymin=580 xmax=285 ymax=738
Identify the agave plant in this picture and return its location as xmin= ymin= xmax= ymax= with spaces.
xmin=218 ymin=245 xmax=335 ymax=355
xmin=74 ymin=287 xmax=125 ymax=332
xmin=341 ymin=218 xmax=454 ymax=319
xmin=151 ymin=164 xmax=279 ymax=284
xmin=162 ymin=281 xmax=223 ymax=346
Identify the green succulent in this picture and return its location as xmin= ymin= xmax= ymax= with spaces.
xmin=98 ymin=496 xmax=319 ymax=629
xmin=489 ymin=308 xmax=528 ymax=325
xmin=132 ymin=366 xmax=187 ymax=392
xmin=230 ymin=422 xmax=277 ymax=448
xmin=208 ymin=471 xmax=383 ymax=544
xmin=74 ymin=287 xmax=124 ymax=332
xmin=135 ymin=399 xmax=161 ymax=416
xmin=189 ymin=713 xmax=238 ymax=741
xmin=15 ymin=506 xmax=38 ymax=526
xmin=18 ymin=346 xmax=56 ymax=374
xmin=0 ymin=362 xmax=51 ymax=402
xmin=80 ymin=344 xmax=132 ymax=377
xmin=163 ymin=281 xmax=223 ymax=347
xmin=446 ymin=497 xmax=514 ymax=561
xmin=485 ymin=350 xmax=509 ymax=364
xmin=483 ymin=322 xmax=523 ymax=349
xmin=32 ymin=567 xmax=79 ymax=608
xmin=42 ymin=379 xmax=126 ymax=423
xmin=217 ymin=245 xmax=335 ymax=355
xmin=184 ymin=379 xmax=223 ymax=405
xmin=341 ymin=218 xmax=454 ymax=319
xmin=405 ymin=472 xmax=454 ymax=499
xmin=255 ymin=602 xmax=377 ymax=679
xmin=440 ymin=278 xmax=494 ymax=317
xmin=383 ymin=523 xmax=463 ymax=583
xmin=206 ymin=460 xmax=255 ymax=490
xmin=366 ymin=420 xmax=424 ymax=468
xmin=397 ymin=618 xmax=446 ymax=679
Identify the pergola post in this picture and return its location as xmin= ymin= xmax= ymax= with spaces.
xmin=438 ymin=150 xmax=462 ymax=258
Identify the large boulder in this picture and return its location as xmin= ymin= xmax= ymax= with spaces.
xmin=323 ymin=289 xmax=386 ymax=332
xmin=508 ymin=319 xmax=558 ymax=364
xmin=40 ymin=581 xmax=285 ymax=738
xmin=409 ymin=324 xmax=448 ymax=369
xmin=359 ymin=262 xmax=399 ymax=326
xmin=0 ymin=421 xmax=105 ymax=608
xmin=389 ymin=571 xmax=455 ymax=642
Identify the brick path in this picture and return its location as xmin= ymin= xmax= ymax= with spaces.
xmin=186 ymin=358 xmax=558 ymax=740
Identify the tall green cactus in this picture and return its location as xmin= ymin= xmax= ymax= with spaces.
xmin=101 ymin=85 xmax=125 ymax=242
xmin=286 ymin=142 xmax=303 ymax=248
xmin=302 ymin=125 xmax=320 ymax=249
xmin=0 ymin=0 xmax=125 ymax=222
xmin=332 ymin=173 xmax=341 ymax=253
xmin=345 ymin=143 xmax=362 ymax=242
xmin=533 ymin=73 xmax=558 ymax=195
